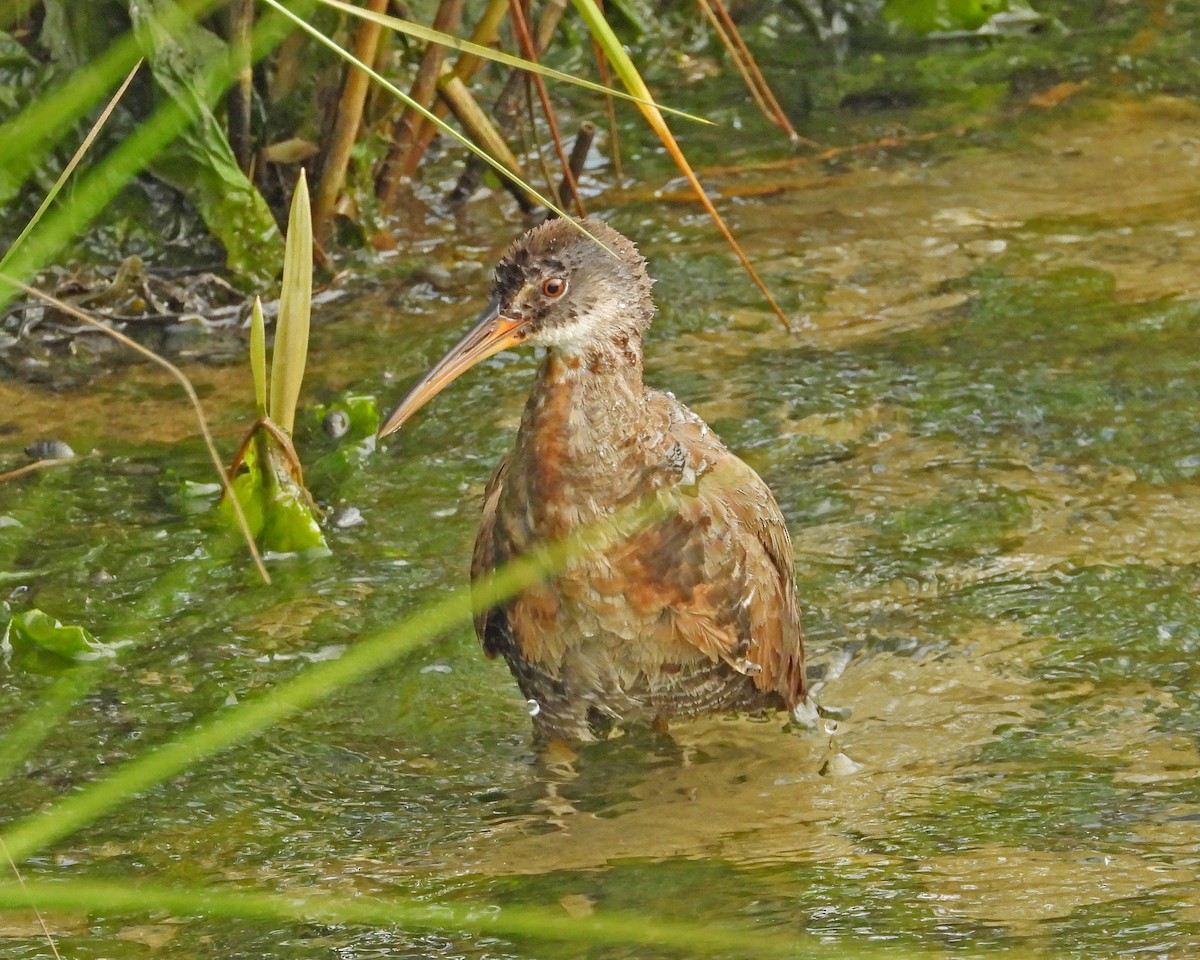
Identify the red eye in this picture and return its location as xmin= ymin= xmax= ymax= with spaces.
xmin=541 ymin=277 xmax=567 ymax=299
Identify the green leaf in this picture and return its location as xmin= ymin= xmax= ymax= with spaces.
xmin=3 ymin=608 xmax=112 ymax=672
xmin=883 ymin=0 xmax=1011 ymax=34
xmin=269 ymin=170 xmax=313 ymax=436
xmin=130 ymin=0 xmax=282 ymax=285
xmin=219 ymin=431 xmax=328 ymax=556
xmin=309 ymin=393 xmax=380 ymax=484
xmin=250 ymin=295 xmax=268 ymax=419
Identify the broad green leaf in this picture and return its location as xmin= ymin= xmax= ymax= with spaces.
xmin=130 ymin=0 xmax=282 ymax=285
xmin=219 ymin=431 xmax=327 ymax=556
xmin=2 ymin=608 xmax=113 ymax=673
xmin=269 ymin=170 xmax=313 ymax=436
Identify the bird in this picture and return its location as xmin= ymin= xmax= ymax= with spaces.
xmin=379 ymin=217 xmax=806 ymax=742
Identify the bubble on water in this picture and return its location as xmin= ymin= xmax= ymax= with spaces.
xmin=323 ymin=409 xmax=350 ymax=439
xmin=823 ymin=719 xmax=839 ymax=735
xmin=526 ymin=699 xmax=541 ymax=717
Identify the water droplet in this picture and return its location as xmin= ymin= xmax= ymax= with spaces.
xmin=526 ymin=699 xmax=541 ymax=717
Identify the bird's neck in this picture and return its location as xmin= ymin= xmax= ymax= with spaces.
xmin=509 ymin=338 xmax=648 ymax=525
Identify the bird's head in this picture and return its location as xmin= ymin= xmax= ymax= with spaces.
xmin=379 ymin=218 xmax=653 ymax=439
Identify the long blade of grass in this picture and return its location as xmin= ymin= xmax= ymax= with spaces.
xmin=0 ymin=60 xmax=143 ymax=274
xmin=0 ymin=879 xmax=862 ymax=959
xmin=0 ymin=277 xmax=269 ymax=584
xmin=570 ymin=0 xmax=793 ymax=330
xmin=269 ymin=170 xmax=313 ymax=436
xmin=261 ymin=0 xmax=615 ymax=254
xmin=313 ymin=0 xmax=711 ymax=124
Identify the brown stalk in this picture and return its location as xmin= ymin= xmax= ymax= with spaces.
xmin=549 ymin=121 xmax=595 ymax=217
xmin=702 ymin=0 xmax=818 ymax=148
xmin=694 ymin=0 xmax=773 ymax=123
xmin=438 ymin=70 xmax=533 ymax=210
xmin=507 ymin=0 xmax=585 ymax=216
xmin=449 ymin=0 xmax=568 ymax=205
xmin=0 ymin=277 xmax=270 ymax=584
xmin=313 ymin=0 xmax=390 ymax=236
xmin=0 ymin=458 xmax=79 ymax=484
xmin=590 ymin=35 xmax=623 ymax=182
xmin=375 ymin=0 xmax=465 ymax=205
xmin=395 ymin=0 xmax=510 ymax=181
xmin=225 ymin=0 xmax=255 ymax=173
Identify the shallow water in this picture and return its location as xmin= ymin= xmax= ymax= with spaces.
xmin=6 ymin=15 xmax=1200 ymax=960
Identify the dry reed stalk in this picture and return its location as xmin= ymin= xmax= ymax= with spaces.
xmin=554 ymin=121 xmax=595 ymax=211
xmin=703 ymin=0 xmax=818 ymax=147
xmin=395 ymin=0 xmax=510 ymax=181
xmin=313 ymin=0 xmax=390 ymax=236
xmin=225 ymin=0 xmax=256 ymax=173
xmin=438 ymin=71 xmax=532 ymax=210
xmin=375 ymin=0 xmax=465 ymax=205
xmin=449 ymin=0 xmax=568 ymax=205
xmin=590 ymin=34 xmax=622 ymax=182
xmin=507 ymin=0 xmax=585 ymax=216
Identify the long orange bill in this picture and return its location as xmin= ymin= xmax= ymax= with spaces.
xmin=378 ymin=298 xmax=527 ymax=438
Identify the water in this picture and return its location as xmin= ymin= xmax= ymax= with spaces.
xmin=5 ymin=12 xmax=1200 ymax=959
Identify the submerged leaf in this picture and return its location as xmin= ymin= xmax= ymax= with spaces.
xmin=220 ymin=430 xmax=328 ymax=556
xmin=309 ymin=393 xmax=380 ymax=485
xmin=2 ymin=608 xmax=112 ymax=672
xmin=884 ymin=0 xmax=1010 ymax=33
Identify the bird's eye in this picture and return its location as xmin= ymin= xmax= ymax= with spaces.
xmin=541 ymin=277 xmax=568 ymax=299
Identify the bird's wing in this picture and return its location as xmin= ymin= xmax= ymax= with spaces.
xmin=472 ymin=453 xmax=513 ymax=659
xmin=595 ymin=396 xmax=806 ymax=705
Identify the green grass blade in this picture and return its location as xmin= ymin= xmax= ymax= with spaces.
xmin=0 ymin=60 xmax=142 ymax=274
xmin=0 ymin=485 xmax=679 ymax=864
xmin=0 ymin=879 xmax=863 ymax=958
xmin=268 ymin=170 xmax=313 ymax=435
xmin=314 ymin=0 xmax=711 ymax=124
xmin=250 ymin=296 xmax=269 ymax=417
